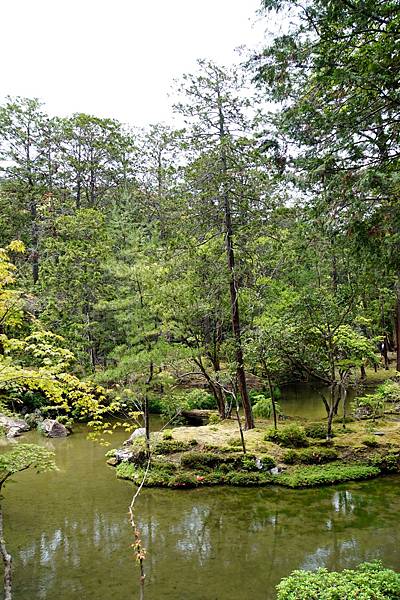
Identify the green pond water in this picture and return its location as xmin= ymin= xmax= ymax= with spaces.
xmin=4 ymin=392 xmax=400 ymax=600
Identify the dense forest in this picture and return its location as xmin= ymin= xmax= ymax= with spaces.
xmin=1 ymin=0 xmax=399 ymax=434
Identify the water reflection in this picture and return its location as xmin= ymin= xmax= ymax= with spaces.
xmin=5 ymin=427 xmax=400 ymax=600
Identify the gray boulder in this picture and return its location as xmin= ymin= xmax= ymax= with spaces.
xmin=0 ymin=414 xmax=30 ymax=438
xmin=123 ymin=427 xmax=146 ymax=446
xmin=354 ymin=405 xmax=373 ymax=419
xmin=115 ymin=448 xmax=135 ymax=463
xmin=41 ymin=419 xmax=70 ymax=438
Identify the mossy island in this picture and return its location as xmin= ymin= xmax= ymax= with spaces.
xmin=107 ymin=410 xmax=400 ymax=489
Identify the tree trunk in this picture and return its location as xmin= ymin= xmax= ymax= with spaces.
xmin=267 ymin=373 xmax=278 ymax=430
xmin=217 ymin=89 xmax=254 ymax=430
xmin=0 ymin=501 xmax=12 ymax=600
xmin=327 ymin=384 xmax=341 ymax=438
xmin=396 ymin=279 xmax=400 ymax=372
xmin=144 ymin=361 xmax=153 ymax=457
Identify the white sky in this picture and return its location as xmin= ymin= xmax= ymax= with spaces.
xmin=1 ymin=0 xmax=267 ymax=127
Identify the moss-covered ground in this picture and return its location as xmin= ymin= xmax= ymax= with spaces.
xmin=109 ymin=412 xmax=400 ymax=489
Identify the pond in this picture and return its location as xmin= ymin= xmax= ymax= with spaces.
xmin=4 ymin=422 xmax=400 ymax=600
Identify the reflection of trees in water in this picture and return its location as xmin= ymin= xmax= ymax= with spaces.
xmin=9 ymin=478 xmax=400 ymax=599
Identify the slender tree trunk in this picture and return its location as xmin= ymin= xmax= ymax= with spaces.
xmin=0 ymin=501 xmax=12 ymax=600
xmin=327 ymin=384 xmax=341 ymax=438
xmin=267 ymin=373 xmax=278 ymax=430
xmin=217 ymin=89 xmax=254 ymax=430
xmin=396 ymin=278 xmax=400 ymax=372
xmin=144 ymin=361 xmax=153 ymax=456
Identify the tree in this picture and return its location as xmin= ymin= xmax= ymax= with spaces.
xmin=0 ymin=97 xmax=50 ymax=284
xmin=0 ymin=444 xmax=56 ymax=600
xmin=174 ymin=60 xmax=264 ymax=429
xmin=253 ymin=0 xmax=400 ymax=368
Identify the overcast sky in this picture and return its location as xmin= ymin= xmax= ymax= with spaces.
xmin=1 ymin=0 xmax=266 ymax=126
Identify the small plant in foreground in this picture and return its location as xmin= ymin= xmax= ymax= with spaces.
xmin=276 ymin=561 xmax=400 ymax=599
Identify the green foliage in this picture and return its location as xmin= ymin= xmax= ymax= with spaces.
xmin=354 ymin=393 xmax=385 ymax=420
xmin=265 ymin=423 xmax=308 ymax=448
xmin=276 ymin=561 xmax=400 ymax=599
xmin=253 ymin=395 xmax=282 ymax=419
xmin=376 ymin=380 xmax=400 ymax=403
xmin=283 ymin=447 xmax=338 ymax=465
xmin=162 ymin=429 xmax=173 ymax=440
xmin=304 ymin=422 xmax=330 ymax=439
xmin=0 ymin=444 xmax=56 ymax=488
xmin=368 ymin=452 xmax=400 ymax=473
xmin=276 ymin=464 xmax=380 ymax=488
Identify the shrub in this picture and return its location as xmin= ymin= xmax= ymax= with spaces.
xmin=276 ymin=463 xmax=380 ymax=488
xmin=304 ymin=422 xmax=330 ymax=439
xmin=283 ymin=447 xmax=338 ymax=465
xmin=376 ymin=379 xmax=400 ymax=403
xmin=185 ymin=389 xmax=216 ymax=410
xmin=252 ymin=395 xmax=282 ymax=419
xmin=276 ymin=561 xmax=400 ymax=599
xmin=162 ymin=429 xmax=173 ymax=440
xmin=265 ymin=424 xmax=308 ymax=448
xmin=368 ymin=452 xmax=400 ymax=473
xmin=258 ymin=455 xmax=276 ymax=470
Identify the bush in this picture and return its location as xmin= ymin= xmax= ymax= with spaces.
xmin=283 ymin=447 xmax=338 ymax=465
xmin=376 ymin=380 xmax=400 ymax=403
xmin=368 ymin=451 xmax=400 ymax=473
xmin=304 ymin=422 xmax=330 ymax=439
xmin=158 ymin=389 xmax=216 ymax=421
xmin=185 ymin=389 xmax=216 ymax=410
xmin=276 ymin=463 xmax=380 ymax=488
xmin=265 ymin=424 xmax=309 ymax=448
xmin=252 ymin=395 xmax=282 ymax=419
xmin=276 ymin=561 xmax=400 ymax=599
xmin=162 ymin=429 xmax=173 ymax=440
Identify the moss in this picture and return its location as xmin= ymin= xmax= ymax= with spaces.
xmin=153 ymin=439 xmax=197 ymax=454
xmin=224 ymin=471 xmax=272 ymax=486
xmin=275 ymin=463 xmax=380 ymax=488
xmin=304 ymin=422 xmax=331 ymax=439
xmin=265 ymin=424 xmax=309 ymax=448
xmin=167 ymin=473 xmax=198 ymax=488
xmin=283 ymin=446 xmax=338 ymax=465
xmin=362 ymin=435 xmax=379 ymax=448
